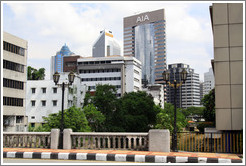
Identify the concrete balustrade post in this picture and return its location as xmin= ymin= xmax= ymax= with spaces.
xmin=148 ymin=129 xmax=170 ymax=152
xmin=63 ymin=129 xmax=72 ymax=149
xmin=50 ymin=129 xmax=60 ymax=149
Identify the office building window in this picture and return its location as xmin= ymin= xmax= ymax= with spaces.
xmin=3 ymin=41 xmax=25 ymax=56
xmin=31 ymin=88 xmax=36 ymax=94
xmin=41 ymin=100 xmax=46 ymax=106
xmin=53 ymin=87 xmax=57 ymax=93
xmin=31 ymin=100 xmax=35 ymax=107
xmin=31 ymin=116 xmax=35 ymax=119
xmin=42 ymin=88 xmax=46 ymax=93
xmin=3 ymin=96 xmax=23 ymax=107
xmin=31 ymin=123 xmax=35 ymax=128
xmin=53 ymin=100 xmax=57 ymax=106
xmin=3 ymin=60 xmax=24 ymax=73
xmin=16 ymin=116 xmax=23 ymax=123
xmin=3 ymin=78 xmax=24 ymax=90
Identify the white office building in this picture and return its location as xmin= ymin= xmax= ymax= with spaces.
xmin=26 ymin=72 xmax=87 ymax=127
xmin=92 ymin=29 xmax=121 ymax=58
xmin=77 ymin=56 xmax=142 ymax=96
xmin=203 ymin=67 xmax=215 ymax=95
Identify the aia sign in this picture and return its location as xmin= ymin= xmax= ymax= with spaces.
xmin=136 ymin=15 xmax=149 ymax=23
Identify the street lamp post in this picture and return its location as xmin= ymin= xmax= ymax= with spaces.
xmin=53 ymin=71 xmax=75 ymax=149
xmin=162 ymin=68 xmax=187 ymax=152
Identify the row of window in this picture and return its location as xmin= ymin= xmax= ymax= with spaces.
xmin=154 ymin=23 xmax=165 ymax=28
xmin=3 ymin=78 xmax=24 ymax=90
xmin=155 ymin=47 xmax=166 ymax=51
xmin=155 ymin=51 xmax=166 ymax=54
xmin=78 ymin=60 xmax=114 ymax=65
xmin=134 ymin=69 xmax=140 ymax=75
xmin=89 ymin=85 xmax=121 ymax=90
xmin=134 ymin=78 xmax=140 ymax=83
xmin=81 ymin=77 xmax=121 ymax=82
xmin=155 ymin=39 xmax=166 ymax=43
xmin=155 ymin=32 xmax=165 ymax=35
xmin=124 ymin=40 xmax=134 ymax=44
xmin=3 ymin=41 xmax=25 ymax=56
xmin=124 ymin=33 xmax=134 ymax=37
xmin=155 ymin=35 xmax=166 ymax=39
xmin=155 ymin=43 xmax=166 ymax=47
xmin=3 ymin=60 xmax=24 ymax=73
xmin=31 ymin=100 xmax=57 ymax=107
xmin=79 ymin=68 xmax=121 ymax=74
xmin=155 ymin=27 xmax=165 ymax=31
xmin=3 ymin=97 xmax=23 ymax=107
xmin=31 ymin=87 xmax=57 ymax=94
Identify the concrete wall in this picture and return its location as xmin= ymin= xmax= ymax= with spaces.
xmin=211 ymin=3 xmax=243 ymax=130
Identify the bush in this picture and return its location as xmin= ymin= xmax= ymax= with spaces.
xmin=197 ymin=122 xmax=214 ymax=132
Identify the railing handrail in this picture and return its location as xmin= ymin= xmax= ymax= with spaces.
xmin=3 ymin=132 xmax=50 ymax=135
xmin=71 ymin=132 xmax=148 ymax=136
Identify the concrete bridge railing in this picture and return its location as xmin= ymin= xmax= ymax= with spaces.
xmin=3 ymin=129 xmax=170 ymax=152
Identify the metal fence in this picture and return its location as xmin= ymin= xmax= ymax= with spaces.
xmin=177 ymin=131 xmax=243 ymax=154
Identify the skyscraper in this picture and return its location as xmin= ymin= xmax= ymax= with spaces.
xmin=50 ymin=44 xmax=75 ymax=78
xmin=203 ymin=67 xmax=215 ymax=95
xmin=92 ymin=29 xmax=121 ymax=58
xmin=166 ymin=63 xmax=200 ymax=108
xmin=124 ymin=9 xmax=166 ymax=85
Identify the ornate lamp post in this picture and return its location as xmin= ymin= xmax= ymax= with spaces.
xmin=53 ymin=71 xmax=75 ymax=149
xmin=162 ymin=68 xmax=187 ymax=152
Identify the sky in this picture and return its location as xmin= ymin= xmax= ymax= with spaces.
xmin=2 ymin=1 xmax=214 ymax=81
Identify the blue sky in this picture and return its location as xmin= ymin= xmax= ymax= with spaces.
xmin=2 ymin=2 xmax=214 ymax=81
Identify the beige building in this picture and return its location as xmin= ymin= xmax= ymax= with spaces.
xmin=3 ymin=32 xmax=28 ymax=132
xmin=210 ymin=3 xmax=243 ymax=130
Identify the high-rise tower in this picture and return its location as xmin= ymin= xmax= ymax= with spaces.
xmin=124 ymin=9 xmax=166 ymax=85
xmin=92 ymin=29 xmax=121 ymax=57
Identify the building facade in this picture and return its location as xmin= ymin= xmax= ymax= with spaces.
xmin=210 ymin=3 xmax=243 ymax=130
xmin=203 ymin=67 xmax=215 ymax=95
xmin=77 ymin=56 xmax=142 ymax=97
xmin=3 ymin=32 xmax=28 ymax=132
xmin=143 ymin=84 xmax=164 ymax=109
xmin=50 ymin=44 xmax=75 ymax=78
xmin=63 ymin=55 xmax=82 ymax=73
xmin=26 ymin=72 xmax=87 ymax=127
xmin=166 ymin=63 xmax=201 ymax=108
xmin=124 ymin=9 xmax=167 ymax=85
xmin=92 ymin=29 xmax=121 ymax=58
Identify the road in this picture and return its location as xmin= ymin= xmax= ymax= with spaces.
xmin=3 ymin=158 xmax=136 ymax=163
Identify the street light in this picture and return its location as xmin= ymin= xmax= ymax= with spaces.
xmin=162 ymin=68 xmax=187 ymax=152
xmin=53 ymin=71 xmax=75 ymax=149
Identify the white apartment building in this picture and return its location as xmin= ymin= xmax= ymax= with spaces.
xmin=77 ymin=56 xmax=142 ymax=96
xmin=3 ymin=32 xmax=28 ymax=132
xmin=143 ymin=84 xmax=164 ymax=109
xmin=203 ymin=67 xmax=215 ymax=95
xmin=26 ymin=72 xmax=87 ymax=127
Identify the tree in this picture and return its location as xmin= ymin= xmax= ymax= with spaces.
xmin=83 ymin=84 xmax=118 ymax=131
xmin=42 ymin=106 xmax=91 ymax=132
xmin=83 ymin=104 xmax=105 ymax=132
xmin=155 ymin=103 xmax=188 ymax=133
xmin=27 ymin=66 xmax=45 ymax=80
xmin=181 ymin=106 xmax=205 ymax=121
xmin=114 ymin=91 xmax=158 ymax=132
xmin=201 ymin=88 xmax=215 ymax=123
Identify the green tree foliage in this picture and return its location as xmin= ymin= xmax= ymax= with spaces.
xmin=201 ymin=88 xmax=215 ymax=123
xmin=115 ymin=91 xmax=158 ymax=132
xmin=83 ymin=104 xmax=105 ymax=131
xmin=42 ymin=106 xmax=91 ymax=132
xmin=155 ymin=103 xmax=188 ymax=133
xmin=181 ymin=106 xmax=205 ymax=120
xmin=27 ymin=66 xmax=45 ymax=80
xmin=83 ymin=84 xmax=118 ymax=131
